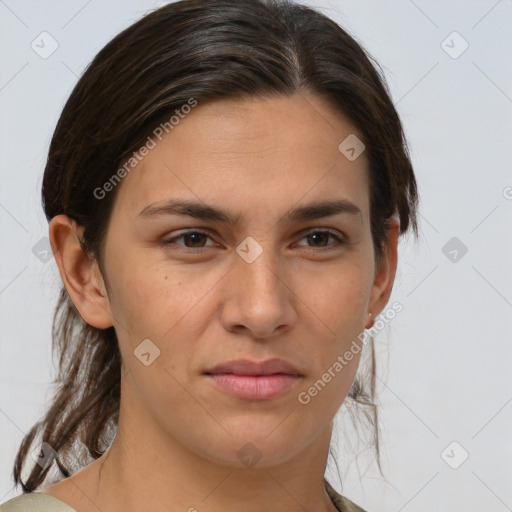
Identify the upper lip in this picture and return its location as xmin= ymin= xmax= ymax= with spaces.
xmin=204 ymin=358 xmax=303 ymax=376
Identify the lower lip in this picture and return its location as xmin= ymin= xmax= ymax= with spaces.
xmin=205 ymin=373 xmax=302 ymax=401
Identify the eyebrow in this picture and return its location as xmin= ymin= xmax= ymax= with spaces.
xmin=138 ymin=198 xmax=362 ymax=224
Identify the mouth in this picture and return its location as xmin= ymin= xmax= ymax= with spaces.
xmin=203 ymin=358 xmax=304 ymax=401
xmin=204 ymin=373 xmax=303 ymax=401
xmin=204 ymin=358 xmax=303 ymax=376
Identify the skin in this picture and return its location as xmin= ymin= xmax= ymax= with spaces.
xmin=43 ymin=91 xmax=398 ymax=512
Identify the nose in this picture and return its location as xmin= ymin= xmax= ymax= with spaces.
xmin=219 ymin=247 xmax=297 ymax=340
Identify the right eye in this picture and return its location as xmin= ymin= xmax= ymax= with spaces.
xmin=161 ymin=230 xmax=218 ymax=253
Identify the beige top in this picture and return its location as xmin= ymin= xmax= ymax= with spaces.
xmin=324 ymin=479 xmax=367 ymax=512
xmin=0 ymin=492 xmax=77 ymax=511
xmin=0 ymin=480 xmax=367 ymax=512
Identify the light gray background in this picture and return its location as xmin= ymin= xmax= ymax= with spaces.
xmin=1 ymin=1 xmax=511 ymax=511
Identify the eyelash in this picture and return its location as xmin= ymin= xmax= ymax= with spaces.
xmin=162 ymin=229 xmax=347 ymax=254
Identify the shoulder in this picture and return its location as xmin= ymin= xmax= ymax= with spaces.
xmin=325 ymin=479 xmax=368 ymax=512
xmin=0 ymin=492 xmax=77 ymax=512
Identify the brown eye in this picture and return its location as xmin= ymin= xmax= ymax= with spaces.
xmin=162 ymin=230 xmax=215 ymax=252
xmin=295 ymin=230 xmax=346 ymax=250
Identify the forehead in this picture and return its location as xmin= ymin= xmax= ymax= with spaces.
xmin=113 ymin=92 xmax=370 ymax=222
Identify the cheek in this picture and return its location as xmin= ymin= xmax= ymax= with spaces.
xmin=105 ymin=260 xmax=174 ymax=340
xmin=107 ymin=259 xmax=219 ymax=346
xmin=296 ymin=262 xmax=370 ymax=402
xmin=301 ymin=263 xmax=370 ymax=334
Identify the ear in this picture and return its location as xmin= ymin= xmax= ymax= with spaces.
xmin=365 ymin=216 xmax=399 ymax=329
xmin=49 ymin=214 xmax=113 ymax=329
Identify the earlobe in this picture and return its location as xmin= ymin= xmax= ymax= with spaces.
xmin=49 ymin=215 xmax=113 ymax=329
xmin=366 ymin=218 xmax=400 ymax=325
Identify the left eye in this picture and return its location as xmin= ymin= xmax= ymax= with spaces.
xmin=295 ymin=230 xmax=346 ymax=250
xmin=163 ymin=229 xmax=346 ymax=251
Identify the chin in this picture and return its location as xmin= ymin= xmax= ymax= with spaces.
xmin=195 ymin=426 xmax=308 ymax=470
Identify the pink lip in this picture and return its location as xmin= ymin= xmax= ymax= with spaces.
xmin=205 ymin=374 xmax=302 ymax=400
xmin=205 ymin=358 xmax=302 ymax=376
xmin=203 ymin=358 xmax=303 ymax=401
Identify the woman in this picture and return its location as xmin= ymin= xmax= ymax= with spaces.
xmin=1 ymin=0 xmax=418 ymax=510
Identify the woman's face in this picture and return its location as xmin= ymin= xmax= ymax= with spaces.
xmin=91 ymin=92 xmax=396 ymax=468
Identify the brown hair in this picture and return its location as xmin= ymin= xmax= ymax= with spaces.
xmin=14 ymin=0 xmax=419 ymax=493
